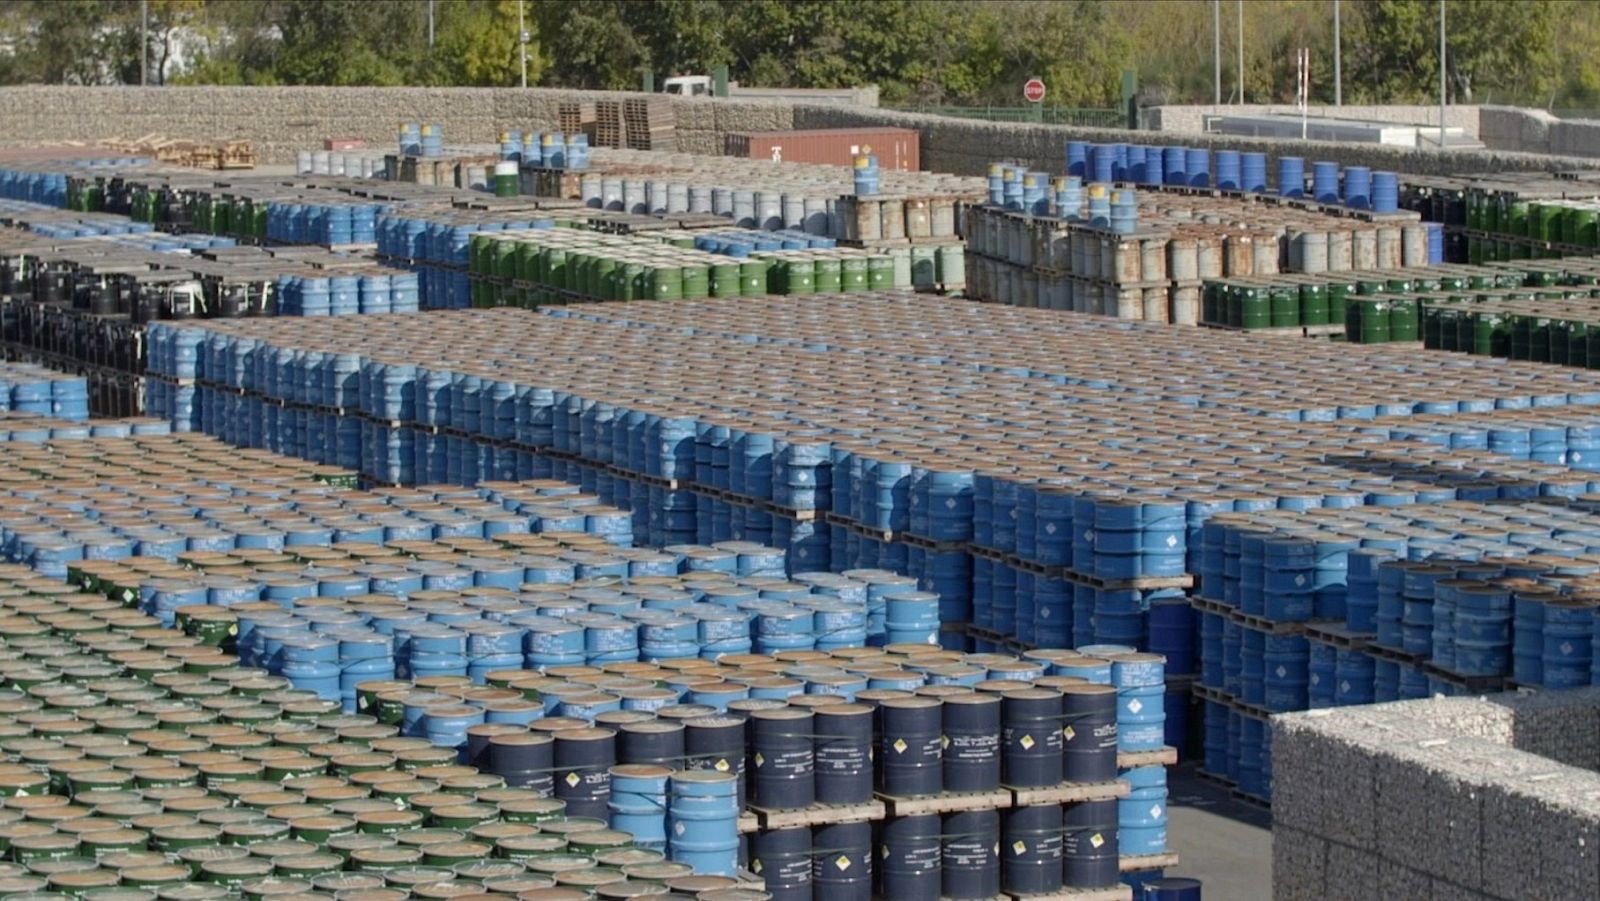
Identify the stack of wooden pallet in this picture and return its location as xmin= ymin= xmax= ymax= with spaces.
xmin=594 ymin=100 xmax=625 ymax=148
xmin=622 ymin=98 xmax=676 ymax=151
xmin=99 ymin=135 xmax=258 ymax=170
xmin=557 ymin=101 xmax=595 ymax=138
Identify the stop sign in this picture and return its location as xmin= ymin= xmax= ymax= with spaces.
xmin=1023 ymin=78 xmax=1046 ymax=104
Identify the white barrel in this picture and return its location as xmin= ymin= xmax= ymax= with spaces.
xmin=296 ymin=151 xmax=313 ymax=174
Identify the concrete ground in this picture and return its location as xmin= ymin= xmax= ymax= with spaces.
xmin=1162 ymin=765 xmax=1274 ymax=900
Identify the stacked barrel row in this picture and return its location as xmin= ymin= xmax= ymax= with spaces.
xmin=1193 ymin=483 xmax=1600 ymax=802
xmin=0 ymin=364 xmax=88 ymax=421
xmin=0 ymin=412 xmax=170 ymax=442
xmin=1405 ymin=259 xmax=1600 ymax=366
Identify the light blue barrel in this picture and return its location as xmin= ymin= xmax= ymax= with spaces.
xmin=1371 ymin=171 xmax=1399 ymax=213
xmin=1110 ymin=653 xmax=1165 ymax=751
xmin=668 ymin=770 xmax=739 ymax=877
xmin=424 ymin=704 xmax=486 ymax=751
xmin=1118 ymin=765 xmax=1168 ymax=855
xmin=1343 ymin=166 xmax=1372 ymax=208
xmin=280 ymin=635 xmax=341 ymax=701
xmin=1263 ymin=634 xmax=1309 ymax=712
xmin=610 ymin=764 xmax=670 ymax=850
xmin=1541 ymin=599 xmax=1593 ymax=688
xmin=884 ymin=591 xmax=940 ymax=647
xmin=466 ymin=622 xmax=526 ymax=684
xmin=1308 ymin=641 xmax=1336 ymax=708
xmin=1214 ymin=150 xmax=1241 ymax=190
xmin=1277 ymin=157 xmax=1305 ymax=198
xmin=404 ymin=624 xmax=468 ymax=680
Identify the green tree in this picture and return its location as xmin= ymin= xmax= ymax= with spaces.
xmin=1351 ymin=0 xmax=1557 ymax=104
xmin=428 ymin=0 xmax=544 ymax=87
xmin=532 ymin=1 xmax=647 ymax=89
xmin=273 ymin=0 xmax=427 ymax=86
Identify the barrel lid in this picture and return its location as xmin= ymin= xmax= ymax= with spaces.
xmin=878 ymin=696 xmax=942 ymax=710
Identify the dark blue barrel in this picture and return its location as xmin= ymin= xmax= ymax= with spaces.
xmin=553 ymin=727 xmax=615 ymax=820
xmin=1090 ymin=145 xmax=1115 ymax=184
xmin=1148 ymin=598 xmax=1196 ymax=674
xmin=1003 ymin=804 xmax=1063 ymax=894
xmin=1240 ymin=152 xmax=1268 ymax=192
xmin=942 ymin=693 xmax=1000 ymax=792
xmin=618 ymin=720 xmax=685 ymax=769
xmin=877 ymin=814 xmax=941 ymax=901
xmin=942 ymin=809 xmax=1000 ymax=900
xmin=750 ymin=707 xmax=814 ymax=810
xmin=1063 ymin=798 xmax=1119 ymax=888
xmin=1001 ymin=689 xmax=1063 ymax=788
xmin=813 ymin=704 xmax=872 ymax=805
xmin=1066 ymin=142 xmax=1088 ymax=179
xmin=1144 ymin=876 xmax=1204 ymax=900
xmin=1312 ymin=161 xmax=1340 ymax=203
xmin=1214 ymin=150 xmax=1241 ymax=190
xmin=685 ymin=715 xmax=748 ymax=810
xmin=1371 ymin=171 xmax=1399 ymax=213
xmin=485 ymin=732 xmax=554 ymax=796
xmin=877 ymin=697 xmax=943 ymax=797
xmin=1277 ymin=157 xmax=1305 ymax=197
xmin=1162 ymin=147 xmax=1186 ymax=186
xmin=1343 ymin=166 xmax=1372 ymax=209
xmin=813 ymin=821 xmax=871 ymax=901
xmin=751 ymin=826 xmax=811 ymax=901
xmin=1061 ymin=683 xmax=1118 ymax=783
xmin=1184 ymin=148 xmax=1210 ymax=187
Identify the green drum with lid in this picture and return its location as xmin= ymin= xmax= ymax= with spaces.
xmin=738 ymin=260 xmax=770 ymax=297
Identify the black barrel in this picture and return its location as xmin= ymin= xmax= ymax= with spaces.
xmin=1001 ymin=689 xmax=1063 ymax=788
xmin=684 ymin=716 xmax=747 ymax=810
xmin=750 ymin=708 xmax=814 ymax=811
xmin=1062 ymin=798 xmax=1119 ymax=888
xmin=876 ymin=814 xmax=941 ymax=901
xmin=876 ymin=697 xmax=943 ymax=798
xmin=941 ymin=692 xmax=1000 ymax=792
xmin=617 ymin=721 xmax=685 ymax=770
xmin=812 ymin=704 xmax=872 ymax=805
xmin=1061 ymin=684 xmax=1118 ymax=783
xmin=748 ymin=826 xmax=810 ymax=901
xmin=1003 ymin=803 xmax=1063 ymax=895
xmin=465 ymin=723 xmax=525 ymax=770
xmin=486 ymin=732 xmax=554 ymax=796
xmin=552 ymin=727 xmax=615 ymax=820
xmin=942 ymin=809 xmax=1000 ymax=901
xmin=812 ymin=820 xmax=870 ymax=901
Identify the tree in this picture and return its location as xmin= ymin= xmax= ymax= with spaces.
xmin=1351 ymin=0 xmax=1558 ymax=105
xmin=272 ymin=0 xmax=427 ymax=86
xmin=429 ymin=0 xmax=544 ymax=87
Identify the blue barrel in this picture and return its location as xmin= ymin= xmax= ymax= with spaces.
xmin=1090 ymin=145 xmax=1115 ymax=184
xmin=1308 ymin=641 xmax=1336 ymax=708
xmin=1003 ymin=803 xmax=1063 ymax=894
xmin=554 ymin=727 xmax=615 ymax=820
xmin=1061 ymin=683 xmax=1117 ymax=782
xmin=878 ymin=697 xmax=943 ymax=797
xmin=1371 ymin=171 xmax=1400 ymax=213
xmin=1001 ymin=689 xmax=1062 ymax=787
xmin=1144 ymin=877 xmax=1204 ymax=900
xmin=879 ymin=814 xmax=940 ymax=901
xmin=1343 ymin=166 xmax=1372 ymax=208
xmin=1062 ymin=798 xmax=1118 ymax=888
xmin=1184 ymin=148 xmax=1210 ymax=187
xmin=1263 ymin=634 xmax=1309 ymax=712
xmin=1119 ymin=765 xmax=1168 ymax=855
xmin=1311 ymin=161 xmax=1340 ymax=203
xmin=1066 ymin=142 xmax=1088 ymax=178
xmin=814 ymin=704 xmax=872 ymax=804
xmin=1111 ymin=653 xmax=1165 ymax=751
xmin=813 ymin=820 xmax=871 ymax=901
xmin=1161 ymin=147 xmax=1186 ymax=186
xmin=669 ymin=770 xmax=740 ymax=877
xmin=609 ymin=764 xmax=669 ymax=850
xmin=1240 ymin=152 xmax=1268 ymax=192
xmin=423 ymin=704 xmax=485 ymax=751
xmin=753 ymin=826 xmax=812 ymax=901
xmin=486 ymin=732 xmax=553 ymax=795
xmin=1214 ymin=150 xmax=1241 ymax=190
xmin=942 ymin=809 xmax=999 ymax=900
xmin=1334 ymin=648 xmax=1376 ymax=706
xmin=1148 ymin=598 xmax=1195 ymax=674
xmin=1277 ymin=157 xmax=1305 ymax=197
xmin=941 ymin=693 xmax=1000 ymax=792
xmin=1542 ymin=599 xmax=1593 ymax=688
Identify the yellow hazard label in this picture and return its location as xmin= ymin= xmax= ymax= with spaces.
xmin=892 ymin=738 xmax=907 ymax=754
xmin=752 ymin=860 xmax=763 ymax=873
xmin=564 ymin=772 xmax=580 ymax=788
xmin=1012 ymin=840 xmax=1027 ymax=855
xmin=835 ymin=855 xmax=851 ymax=871
xmin=1063 ymin=725 xmax=1075 ymax=741
xmin=1090 ymin=832 xmax=1105 ymax=849
xmin=753 ymin=753 xmax=764 ymax=768
xmin=881 ymin=845 xmax=890 ymax=859
xmin=715 ymin=758 xmax=730 ymax=772
xmin=1019 ymin=734 xmax=1034 ymax=750
xmin=940 ymin=735 xmax=949 ymax=749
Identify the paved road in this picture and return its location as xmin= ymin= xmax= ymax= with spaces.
xmin=1161 ymin=765 xmax=1274 ymax=900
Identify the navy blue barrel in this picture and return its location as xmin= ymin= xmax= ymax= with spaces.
xmin=1003 ymin=803 xmax=1064 ymax=895
xmin=750 ymin=826 xmax=811 ymax=901
xmin=553 ymin=727 xmax=615 ymax=820
xmin=485 ymin=732 xmax=554 ymax=796
xmin=1063 ymin=798 xmax=1119 ymax=888
xmin=877 ymin=697 xmax=943 ymax=797
xmin=1144 ymin=876 xmax=1204 ymax=900
xmin=750 ymin=707 xmax=815 ymax=810
xmin=618 ymin=720 xmax=685 ymax=770
xmin=877 ymin=814 xmax=941 ymax=901
xmin=942 ymin=692 xmax=1000 ymax=792
xmin=685 ymin=715 xmax=748 ymax=810
xmin=1061 ymin=683 xmax=1118 ymax=783
xmin=942 ymin=809 xmax=1000 ymax=900
xmin=812 ymin=821 xmax=871 ymax=901
xmin=813 ymin=704 xmax=872 ymax=805
xmin=1002 ymin=689 xmax=1064 ymax=788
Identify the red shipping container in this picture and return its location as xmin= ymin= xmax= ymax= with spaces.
xmin=724 ymin=128 xmax=921 ymax=171
xmin=324 ymin=138 xmax=366 ymax=151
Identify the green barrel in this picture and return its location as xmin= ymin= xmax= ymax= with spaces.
xmin=1268 ymin=286 xmax=1298 ymax=328
xmin=910 ymin=246 xmax=937 ymax=288
xmin=494 ymin=165 xmax=519 ymax=199
xmin=935 ymin=244 xmax=964 ymax=288
xmin=1506 ymin=199 xmax=1529 ymax=236
xmin=1355 ymin=278 xmax=1386 ymax=296
xmin=1571 ymin=321 xmax=1591 ymax=368
xmin=515 ymin=242 xmax=540 ymax=284
xmin=544 ymin=248 xmax=567 ymax=292
xmin=710 ymin=263 xmax=741 ymax=298
xmin=867 ymin=256 xmax=895 ymax=290
xmin=1422 ymin=306 xmax=1443 ymax=350
xmin=1529 ymin=316 xmax=1551 ymax=362
xmin=1510 ymin=315 xmax=1533 ymax=360
xmin=1586 ymin=327 xmax=1600 ymax=368
xmin=1298 ymin=283 xmax=1329 ymax=326
xmin=468 ymin=235 xmax=492 ymax=277
xmin=681 ymin=264 xmax=710 ymax=300
xmin=839 ymin=257 xmax=869 ymax=293
xmin=814 ymin=258 xmax=842 ymax=294
xmin=649 ymin=266 xmax=683 ymax=301
xmin=1436 ymin=273 xmax=1465 ymax=291
xmin=592 ymin=257 xmax=617 ymax=300
xmin=1385 ymin=276 xmax=1413 ymax=294
xmin=617 ymin=264 xmax=644 ymax=302
xmin=739 ymin=259 xmax=770 ymax=296
xmin=1434 ymin=307 xmax=1458 ymax=352
xmin=776 ymin=259 xmax=815 ymax=295
xmin=1353 ymin=299 xmax=1390 ymax=343
xmin=1387 ymin=298 xmax=1419 ymax=342
xmin=1574 ymin=209 xmax=1600 ymax=247
xmin=1202 ymin=282 xmax=1222 ymax=325
xmin=1237 ymin=286 xmax=1269 ymax=329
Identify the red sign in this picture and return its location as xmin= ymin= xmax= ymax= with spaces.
xmin=1023 ymin=78 xmax=1046 ymax=104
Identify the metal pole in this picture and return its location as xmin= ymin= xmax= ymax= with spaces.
xmin=1439 ymin=0 xmax=1447 ymax=149
xmin=1236 ymin=0 xmax=1244 ymax=104
xmin=518 ymin=0 xmax=527 ymax=88
xmin=428 ymin=0 xmax=435 ymax=48
xmin=140 ymin=0 xmax=148 ymax=86
xmin=1213 ymin=0 xmax=1222 ymax=107
xmin=1333 ymin=0 xmax=1342 ymax=106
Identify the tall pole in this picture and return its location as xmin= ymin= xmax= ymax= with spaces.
xmin=1439 ymin=0 xmax=1447 ymax=149
xmin=518 ymin=0 xmax=527 ymax=88
xmin=1333 ymin=0 xmax=1342 ymax=106
xmin=1213 ymin=0 xmax=1221 ymax=107
xmin=428 ymin=0 xmax=435 ymax=48
xmin=140 ymin=0 xmax=148 ymax=86
xmin=1236 ymin=0 xmax=1244 ymax=104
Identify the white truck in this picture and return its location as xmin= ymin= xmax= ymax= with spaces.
xmin=662 ymin=75 xmax=878 ymax=107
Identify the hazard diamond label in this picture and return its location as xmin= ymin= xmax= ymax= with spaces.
xmin=1019 ymin=734 xmax=1034 ymax=750
xmin=1127 ymin=699 xmax=1143 ymax=714
xmin=1063 ymin=725 xmax=1076 ymax=741
xmin=1012 ymin=840 xmax=1027 ymax=855
xmin=1151 ymin=804 xmax=1163 ymax=818
xmin=753 ymin=753 xmax=764 ymax=768
xmin=1275 ymin=665 xmax=1287 ymax=679
xmin=1090 ymin=832 xmax=1105 ymax=849
xmin=565 ymin=772 xmax=580 ymax=788
xmin=893 ymin=738 xmax=907 ymax=754
xmin=675 ymin=822 xmax=685 ymax=835
xmin=752 ymin=860 xmax=764 ymax=873
xmin=940 ymin=735 xmax=950 ymax=749
xmin=835 ymin=855 xmax=851 ymax=871
xmin=715 ymin=758 xmax=730 ymax=772
xmin=881 ymin=846 xmax=890 ymax=859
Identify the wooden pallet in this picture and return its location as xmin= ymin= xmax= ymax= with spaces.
xmin=1008 ymin=778 xmax=1127 ymax=806
xmin=1121 ymin=851 xmax=1180 ymax=873
xmin=746 ymin=799 xmax=883 ymax=830
xmin=1421 ymin=661 xmax=1505 ymax=693
xmin=1366 ymin=641 xmax=1428 ymax=666
xmin=877 ymin=787 xmax=1011 ymax=816
xmin=1117 ymin=747 xmax=1178 ymax=769
xmin=1302 ymin=621 xmax=1374 ymax=649
xmin=1004 ymin=886 xmax=1132 ymax=901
